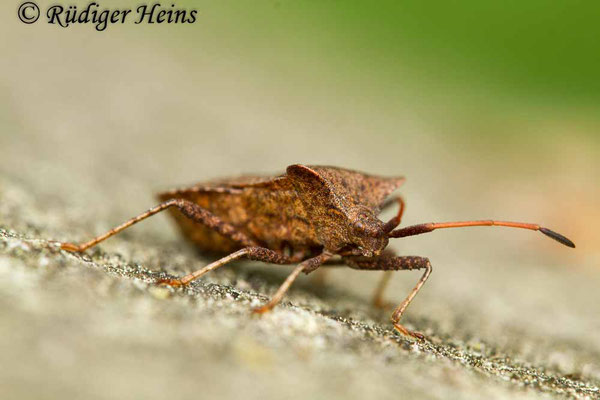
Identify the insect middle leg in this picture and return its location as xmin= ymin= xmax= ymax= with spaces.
xmin=253 ymin=252 xmax=333 ymax=314
xmin=159 ymin=246 xmax=294 ymax=286
xmin=160 ymin=248 xmax=333 ymax=316
xmin=60 ymin=198 xmax=258 ymax=252
xmin=344 ymin=254 xmax=432 ymax=340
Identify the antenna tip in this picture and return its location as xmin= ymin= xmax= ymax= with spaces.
xmin=539 ymin=227 xmax=575 ymax=248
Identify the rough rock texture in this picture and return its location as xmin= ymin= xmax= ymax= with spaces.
xmin=1 ymin=172 xmax=598 ymax=400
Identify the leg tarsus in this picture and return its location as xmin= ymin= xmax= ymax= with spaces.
xmin=60 ymin=242 xmax=83 ymax=252
xmin=156 ymin=277 xmax=185 ymax=287
xmin=252 ymin=303 xmax=277 ymax=314
xmin=393 ymin=323 xmax=425 ymax=341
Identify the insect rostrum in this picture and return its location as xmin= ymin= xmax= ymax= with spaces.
xmin=60 ymin=164 xmax=575 ymax=340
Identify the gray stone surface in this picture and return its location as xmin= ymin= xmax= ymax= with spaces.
xmin=0 ymin=170 xmax=599 ymax=400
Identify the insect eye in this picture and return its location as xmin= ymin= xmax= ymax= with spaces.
xmin=354 ymin=220 xmax=365 ymax=230
xmin=353 ymin=213 xmax=374 ymax=234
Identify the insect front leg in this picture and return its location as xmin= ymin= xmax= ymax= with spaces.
xmin=59 ymin=198 xmax=258 ymax=252
xmin=344 ymin=254 xmax=432 ymax=340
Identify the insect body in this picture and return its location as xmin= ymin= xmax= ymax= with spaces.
xmin=60 ymin=164 xmax=575 ymax=339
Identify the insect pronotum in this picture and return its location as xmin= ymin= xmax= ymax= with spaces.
xmin=60 ymin=165 xmax=575 ymax=339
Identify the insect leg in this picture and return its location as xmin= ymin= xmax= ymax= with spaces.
xmin=344 ymin=254 xmax=432 ymax=340
xmin=381 ymin=196 xmax=406 ymax=233
xmin=253 ymin=252 xmax=333 ymax=314
xmin=390 ymin=258 xmax=431 ymax=340
xmin=60 ymin=199 xmax=257 ymax=252
xmin=159 ymin=246 xmax=292 ymax=286
xmin=365 ymin=249 xmax=400 ymax=309
xmin=372 ymin=271 xmax=393 ymax=309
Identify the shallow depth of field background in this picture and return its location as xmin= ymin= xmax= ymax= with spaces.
xmin=0 ymin=1 xmax=599 ymax=398
xmin=2 ymin=1 xmax=597 ymax=261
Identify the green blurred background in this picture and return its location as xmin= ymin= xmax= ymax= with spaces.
xmin=2 ymin=0 xmax=597 ymax=259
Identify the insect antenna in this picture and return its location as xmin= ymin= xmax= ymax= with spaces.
xmin=388 ymin=220 xmax=575 ymax=248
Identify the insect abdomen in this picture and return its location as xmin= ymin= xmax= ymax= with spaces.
xmin=157 ymin=177 xmax=319 ymax=254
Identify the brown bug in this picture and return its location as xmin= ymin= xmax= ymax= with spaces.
xmin=60 ymin=164 xmax=575 ymax=339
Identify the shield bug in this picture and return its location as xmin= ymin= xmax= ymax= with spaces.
xmin=60 ymin=165 xmax=575 ymax=339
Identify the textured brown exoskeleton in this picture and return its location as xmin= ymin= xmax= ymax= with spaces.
xmin=60 ymin=165 xmax=575 ymax=339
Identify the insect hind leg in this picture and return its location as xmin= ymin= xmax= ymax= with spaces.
xmin=60 ymin=199 xmax=258 ymax=252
